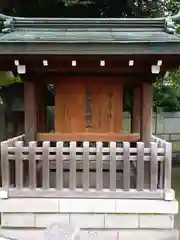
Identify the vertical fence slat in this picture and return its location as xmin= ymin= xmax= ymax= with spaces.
xmin=83 ymin=141 xmax=90 ymax=191
xmin=1 ymin=142 xmax=9 ymax=191
xmin=159 ymin=161 xmax=164 ymax=189
xmin=123 ymin=142 xmax=130 ymax=191
xmin=28 ymin=141 xmax=37 ymax=190
xmin=56 ymin=141 xmax=63 ymax=190
xmin=164 ymin=142 xmax=172 ymax=191
xmin=42 ymin=141 xmax=50 ymax=190
xmin=150 ymin=142 xmax=158 ymax=191
xmin=110 ymin=142 xmax=116 ymax=191
xmin=136 ymin=142 xmax=144 ymax=191
xmin=159 ymin=142 xmax=164 ymax=189
xmin=70 ymin=141 xmax=76 ymax=191
xmin=15 ymin=141 xmax=23 ymax=189
xmin=96 ymin=142 xmax=103 ymax=190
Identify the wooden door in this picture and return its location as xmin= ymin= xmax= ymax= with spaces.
xmin=55 ymin=77 xmax=123 ymax=134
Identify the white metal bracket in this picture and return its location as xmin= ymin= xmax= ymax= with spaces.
xmin=164 ymin=189 xmax=175 ymax=201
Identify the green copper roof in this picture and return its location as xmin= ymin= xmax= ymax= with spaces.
xmin=0 ymin=30 xmax=179 ymax=43
xmin=0 ymin=13 xmax=178 ymax=42
xmin=0 ymin=12 xmax=179 ymax=55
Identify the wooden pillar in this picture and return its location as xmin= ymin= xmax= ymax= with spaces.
xmin=24 ymin=81 xmax=37 ymax=143
xmin=36 ymin=84 xmax=47 ymax=133
xmin=131 ymin=85 xmax=141 ymax=134
xmin=141 ymin=82 xmax=152 ymax=146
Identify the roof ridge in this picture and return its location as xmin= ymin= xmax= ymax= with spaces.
xmin=0 ymin=13 xmax=165 ymax=21
xmin=1 ymin=9 xmax=180 ymax=21
xmin=0 ymin=12 xmax=178 ymax=35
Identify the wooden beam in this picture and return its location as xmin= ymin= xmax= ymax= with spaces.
xmin=24 ymin=65 xmax=170 ymax=75
xmin=131 ymin=85 xmax=141 ymax=133
xmin=1 ymin=53 xmax=180 ymax=62
xmin=0 ymin=55 xmax=180 ymax=72
xmin=36 ymin=132 xmax=140 ymax=142
xmin=140 ymin=82 xmax=152 ymax=146
xmin=24 ymin=73 xmax=153 ymax=86
xmin=24 ymin=82 xmax=37 ymax=143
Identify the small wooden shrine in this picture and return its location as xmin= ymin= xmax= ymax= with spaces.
xmin=0 ymin=12 xmax=179 ymax=201
xmin=0 ymin=13 xmax=179 ymax=238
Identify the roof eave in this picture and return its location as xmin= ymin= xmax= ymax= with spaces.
xmin=0 ymin=41 xmax=179 ymax=55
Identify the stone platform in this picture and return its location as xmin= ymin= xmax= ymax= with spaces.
xmin=0 ymin=198 xmax=178 ymax=240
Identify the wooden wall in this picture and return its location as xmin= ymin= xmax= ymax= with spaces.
xmin=54 ymin=77 xmax=123 ymax=134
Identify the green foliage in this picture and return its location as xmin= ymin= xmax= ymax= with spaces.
xmin=0 ymin=72 xmax=21 ymax=86
xmin=0 ymin=0 xmax=171 ymax=18
xmin=124 ymin=88 xmax=132 ymax=112
xmin=124 ymin=82 xmax=180 ymax=113
xmin=153 ymin=85 xmax=180 ymax=112
xmin=153 ymin=70 xmax=180 ymax=112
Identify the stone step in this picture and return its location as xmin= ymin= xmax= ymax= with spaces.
xmin=0 ymin=228 xmax=178 ymax=240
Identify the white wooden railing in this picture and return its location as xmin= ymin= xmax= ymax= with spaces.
xmin=0 ymin=137 xmax=172 ymax=199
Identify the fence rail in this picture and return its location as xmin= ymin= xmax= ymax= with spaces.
xmin=0 ymin=139 xmax=172 ymax=199
xmin=1 ymin=134 xmax=25 ymax=147
xmin=152 ymin=135 xmax=166 ymax=147
xmin=152 ymin=135 xmax=172 ymax=190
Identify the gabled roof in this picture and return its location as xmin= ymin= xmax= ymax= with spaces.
xmin=0 ymin=13 xmax=179 ymax=55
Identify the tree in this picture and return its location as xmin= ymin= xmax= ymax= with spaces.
xmin=0 ymin=0 xmax=175 ymax=18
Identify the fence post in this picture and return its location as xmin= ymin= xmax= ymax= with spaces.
xmin=110 ymin=142 xmax=116 ymax=191
xmin=83 ymin=141 xmax=90 ymax=191
xmin=123 ymin=142 xmax=130 ymax=191
xmin=29 ymin=141 xmax=37 ymax=190
xmin=56 ymin=141 xmax=63 ymax=190
xmin=15 ymin=141 xmax=23 ymax=189
xmin=42 ymin=141 xmax=50 ymax=190
xmin=1 ymin=141 xmax=9 ymax=194
xmin=136 ymin=142 xmax=144 ymax=191
xmin=164 ymin=142 xmax=172 ymax=191
xmin=150 ymin=142 xmax=158 ymax=191
xmin=96 ymin=142 xmax=103 ymax=191
xmin=69 ymin=142 xmax=76 ymax=191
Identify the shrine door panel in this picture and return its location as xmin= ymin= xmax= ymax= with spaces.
xmin=55 ymin=78 xmax=123 ymax=133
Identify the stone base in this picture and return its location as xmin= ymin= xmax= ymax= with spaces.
xmin=0 ymin=198 xmax=178 ymax=240
xmin=0 ymin=212 xmax=176 ymax=229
